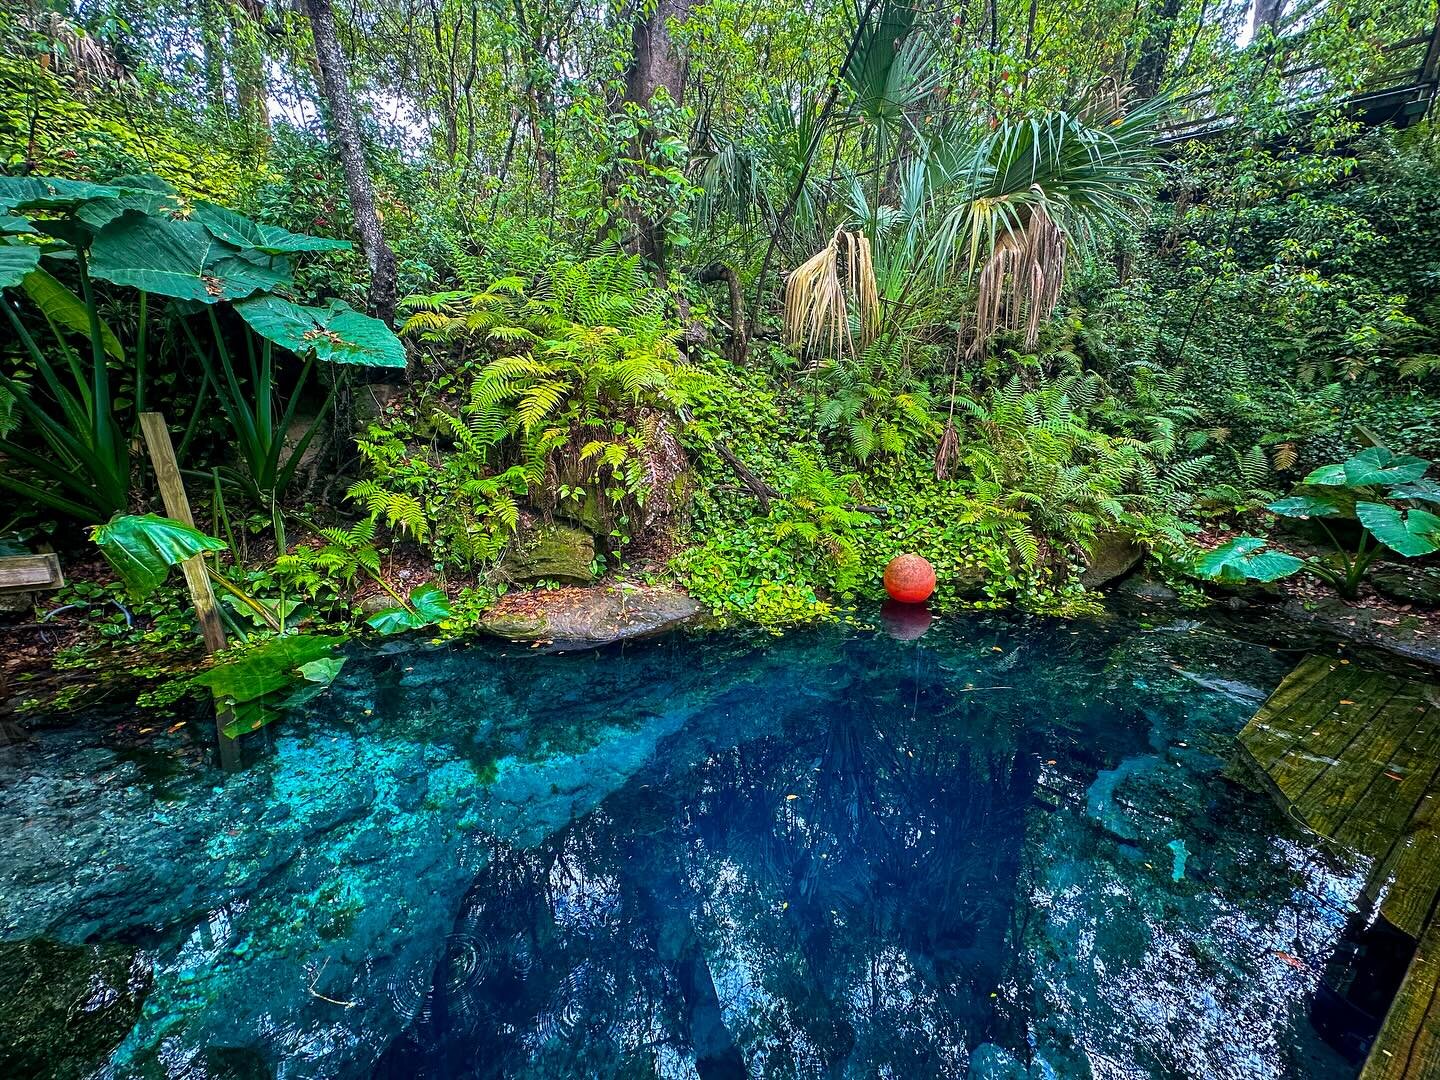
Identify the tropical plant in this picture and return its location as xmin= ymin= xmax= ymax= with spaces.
xmin=814 ymin=335 xmax=938 ymax=463
xmin=942 ymin=373 xmax=1150 ymax=564
xmin=0 ymin=174 xmax=402 ymax=523
xmin=1194 ymin=448 xmax=1440 ymax=598
xmin=764 ymin=448 xmax=874 ymax=591
xmin=91 ymin=512 xmax=286 ymax=633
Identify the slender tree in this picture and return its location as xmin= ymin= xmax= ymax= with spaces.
xmin=1131 ymin=0 xmax=1185 ymax=97
xmin=303 ymin=0 xmax=398 ymax=326
xmin=618 ymin=0 xmax=693 ymax=275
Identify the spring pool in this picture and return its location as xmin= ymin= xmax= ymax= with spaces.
xmin=0 ymin=612 xmax=1386 ymax=1078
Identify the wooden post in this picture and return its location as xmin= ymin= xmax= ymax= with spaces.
xmin=139 ymin=411 xmax=239 ymax=766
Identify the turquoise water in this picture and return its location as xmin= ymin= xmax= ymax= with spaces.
xmin=0 ymin=612 xmax=1385 ymax=1078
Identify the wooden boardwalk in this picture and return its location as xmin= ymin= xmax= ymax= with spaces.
xmin=1235 ymin=655 xmax=1440 ymax=1079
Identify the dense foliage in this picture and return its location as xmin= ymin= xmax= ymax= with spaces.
xmin=1 ymin=0 xmax=1438 ymax=711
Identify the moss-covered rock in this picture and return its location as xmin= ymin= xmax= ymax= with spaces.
xmin=0 ymin=938 xmax=152 ymax=1079
xmin=498 ymin=522 xmax=596 ymax=584
xmin=1081 ymin=530 xmax=1144 ymax=589
xmin=1371 ymin=566 xmax=1440 ymax=607
xmin=478 ymin=584 xmax=702 ymax=645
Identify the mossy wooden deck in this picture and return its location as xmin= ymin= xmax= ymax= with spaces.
xmin=1235 ymin=654 xmax=1440 ymax=1079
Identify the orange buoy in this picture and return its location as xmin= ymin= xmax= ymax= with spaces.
xmin=883 ymin=554 xmax=935 ymax=604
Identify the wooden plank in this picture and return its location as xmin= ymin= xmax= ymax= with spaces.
xmin=1378 ymin=785 xmax=1440 ymax=939
xmin=1263 ymin=674 xmax=1398 ymax=803
xmin=1361 ymin=917 xmax=1440 ymax=1079
xmin=139 ymin=411 xmax=239 ymax=770
xmin=139 ymin=412 xmax=227 ymax=656
xmin=1301 ymin=687 xmax=1433 ymax=842
xmin=1337 ymin=707 xmax=1440 ymax=855
xmin=0 ymin=552 xmax=63 ymax=592
xmin=1237 ymin=656 xmax=1351 ymax=770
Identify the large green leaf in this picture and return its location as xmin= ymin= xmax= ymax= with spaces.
xmin=190 ymin=204 xmax=352 ymax=255
xmin=88 ymin=212 xmax=291 ymax=302
xmin=21 ymin=268 xmax=124 ymax=361
xmin=0 ymin=176 xmax=127 ymax=212
xmin=90 ymin=513 xmax=227 ymax=598
xmin=1346 ymin=447 xmax=1430 ymax=487
xmin=365 ymin=582 xmax=453 ymax=635
xmin=235 ymin=295 xmax=406 ymax=368
xmin=1355 ymin=502 xmax=1440 ymax=557
xmin=1389 ymin=479 xmax=1440 ymax=506
xmin=190 ymin=633 xmax=348 ymax=738
xmin=1193 ymin=536 xmax=1304 ymax=584
xmin=1267 ymin=494 xmax=1344 ymax=519
xmin=1 ymin=215 xmax=36 ymax=235
xmin=0 ymin=236 xmax=40 ymax=288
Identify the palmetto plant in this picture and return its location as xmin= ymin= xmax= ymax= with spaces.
xmin=783 ymin=97 xmax=1166 ymax=360
xmin=783 ymin=228 xmax=880 ymax=358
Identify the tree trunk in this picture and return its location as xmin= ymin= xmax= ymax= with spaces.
xmin=619 ymin=0 xmax=693 ymax=275
xmin=303 ymin=0 xmax=398 ymax=328
xmin=1131 ymin=0 xmax=1184 ymax=98
xmin=1252 ymin=0 xmax=1287 ymax=35
xmin=625 ymin=0 xmax=691 ymax=108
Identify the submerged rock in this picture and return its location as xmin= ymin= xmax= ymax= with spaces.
xmin=477 ymin=583 xmax=702 ymax=645
xmin=0 ymin=938 xmax=151 ymax=1080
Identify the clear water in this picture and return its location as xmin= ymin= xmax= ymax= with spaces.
xmin=0 ymin=611 xmax=1383 ymax=1079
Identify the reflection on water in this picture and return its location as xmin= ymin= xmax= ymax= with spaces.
xmin=362 ymin=615 xmax=1361 ymax=1079
xmin=0 ymin=611 xmax=1378 ymax=1078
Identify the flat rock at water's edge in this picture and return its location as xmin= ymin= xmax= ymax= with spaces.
xmin=477 ymin=584 xmax=703 ymax=645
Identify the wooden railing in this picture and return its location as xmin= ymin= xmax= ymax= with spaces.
xmin=1158 ymin=19 xmax=1440 ymax=143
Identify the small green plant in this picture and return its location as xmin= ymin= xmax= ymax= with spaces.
xmin=1194 ymin=448 xmax=1440 ymax=598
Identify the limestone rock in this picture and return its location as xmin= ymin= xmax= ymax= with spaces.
xmin=477 ymin=584 xmax=702 ymax=646
xmin=498 ymin=521 xmax=596 ymax=585
xmin=1081 ymin=530 xmax=1144 ymax=589
xmin=1371 ymin=566 xmax=1440 ymax=607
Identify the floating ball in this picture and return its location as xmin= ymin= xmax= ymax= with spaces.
xmin=883 ymin=553 xmax=935 ymax=603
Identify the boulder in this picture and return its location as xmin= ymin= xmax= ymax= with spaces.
xmin=1081 ymin=530 xmax=1144 ymax=589
xmin=477 ymin=584 xmax=703 ymax=646
xmin=0 ymin=938 xmax=152 ymax=1079
xmin=498 ymin=521 xmax=596 ymax=585
xmin=1371 ymin=566 xmax=1440 ymax=608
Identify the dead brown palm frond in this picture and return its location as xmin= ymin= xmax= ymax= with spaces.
xmin=972 ymin=201 xmax=1065 ymax=355
xmin=21 ymin=13 xmax=133 ymax=86
xmin=783 ymin=227 xmax=879 ymax=360
xmin=934 ymin=417 xmax=959 ymax=480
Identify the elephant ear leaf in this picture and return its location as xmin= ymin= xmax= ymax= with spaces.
xmin=90 ymin=514 xmax=227 ymax=598
xmin=191 ymin=633 xmax=348 ymax=738
xmin=1355 ymin=502 xmax=1440 ymax=557
xmin=365 ymin=582 xmax=452 ymax=635
xmin=21 ymin=268 xmax=124 ymax=361
xmin=87 ymin=212 xmax=291 ymax=302
xmin=0 ymin=176 xmax=126 ymax=212
xmin=1267 ymin=494 xmax=1344 ymax=519
xmin=1193 ymin=536 xmax=1304 ymax=584
xmin=235 ymin=295 xmax=406 ymax=368
xmin=1388 ymin=479 xmax=1440 ymax=505
xmin=190 ymin=203 xmax=353 ymax=255
xmin=1341 ymin=447 xmax=1430 ymax=487
xmin=0 ymin=235 xmax=40 ymax=288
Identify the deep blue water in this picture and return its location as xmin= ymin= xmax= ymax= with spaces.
xmin=0 ymin=610 xmax=1385 ymax=1078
